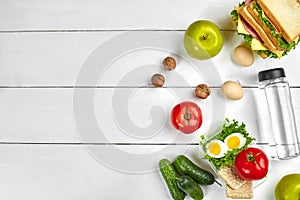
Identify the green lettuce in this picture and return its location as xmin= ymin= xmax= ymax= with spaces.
xmin=257 ymin=50 xmax=278 ymax=58
xmin=231 ymin=10 xmax=239 ymax=22
xmin=241 ymin=33 xmax=253 ymax=46
xmin=230 ymin=9 xmax=253 ymax=46
xmin=202 ymin=119 xmax=255 ymax=170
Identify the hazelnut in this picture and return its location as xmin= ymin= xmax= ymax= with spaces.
xmin=163 ymin=56 xmax=176 ymax=70
xmin=151 ymin=74 xmax=165 ymax=87
xmin=195 ymin=84 xmax=211 ymax=99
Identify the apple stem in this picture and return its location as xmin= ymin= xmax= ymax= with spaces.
xmin=202 ymin=35 xmax=207 ymax=40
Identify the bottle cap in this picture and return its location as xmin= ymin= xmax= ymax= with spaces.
xmin=258 ymin=68 xmax=286 ymax=82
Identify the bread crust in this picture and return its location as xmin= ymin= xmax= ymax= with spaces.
xmin=246 ymin=2 xmax=284 ymax=50
xmin=257 ymin=0 xmax=300 ymax=43
xmin=256 ymin=51 xmax=268 ymax=59
xmin=239 ymin=5 xmax=277 ymax=51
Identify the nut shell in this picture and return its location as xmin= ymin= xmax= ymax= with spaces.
xmin=163 ymin=57 xmax=176 ymax=70
xmin=151 ymin=74 xmax=165 ymax=87
xmin=195 ymin=84 xmax=211 ymax=99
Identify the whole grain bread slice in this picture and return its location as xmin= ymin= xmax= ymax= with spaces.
xmin=226 ymin=181 xmax=253 ymax=199
xmin=218 ymin=165 xmax=247 ymax=190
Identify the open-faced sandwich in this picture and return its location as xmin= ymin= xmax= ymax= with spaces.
xmin=231 ymin=0 xmax=300 ymax=58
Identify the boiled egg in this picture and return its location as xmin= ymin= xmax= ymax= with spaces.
xmin=224 ymin=132 xmax=247 ymax=150
xmin=206 ymin=140 xmax=228 ymax=158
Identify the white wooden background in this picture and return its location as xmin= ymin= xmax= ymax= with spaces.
xmin=1 ymin=0 xmax=300 ymax=199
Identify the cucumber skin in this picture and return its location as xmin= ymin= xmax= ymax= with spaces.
xmin=177 ymin=175 xmax=204 ymax=200
xmin=173 ymin=155 xmax=215 ymax=185
xmin=158 ymin=159 xmax=185 ymax=200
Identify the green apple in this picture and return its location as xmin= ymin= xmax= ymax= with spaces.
xmin=184 ymin=20 xmax=224 ymax=60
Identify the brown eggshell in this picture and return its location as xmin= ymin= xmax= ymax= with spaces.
xmin=222 ymin=81 xmax=244 ymax=100
xmin=233 ymin=45 xmax=254 ymax=67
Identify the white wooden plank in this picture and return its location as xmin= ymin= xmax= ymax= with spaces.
xmin=0 ymin=144 xmax=215 ymax=200
xmin=1 ymin=87 xmax=300 ymax=143
xmin=1 ymin=2 xmax=299 ymax=200
xmin=0 ymin=88 xmax=220 ymax=143
xmin=0 ymin=144 xmax=298 ymax=200
xmin=0 ymin=32 xmax=118 ymax=86
xmin=0 ymin=0 xmax=239 ymax=31
xmin=1 ymin=31 xmax=300 ymax=87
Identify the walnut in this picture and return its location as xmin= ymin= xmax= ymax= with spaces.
xmin=151 ymin=74 xmax=165 ymax=87
xmin=195 ymin=84 xmax=211 ymax=99
xmin=163 ymin=56 xmax=176 ymax=70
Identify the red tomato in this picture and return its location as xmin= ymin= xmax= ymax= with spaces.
xmin=170 ymin=101 xmax=202 ymax=134
xmin=235 ymin=147 xmax=269 ymax=180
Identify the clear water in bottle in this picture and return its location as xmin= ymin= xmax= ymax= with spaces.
xmin=259 ymin=68 xmax=300 ymax=160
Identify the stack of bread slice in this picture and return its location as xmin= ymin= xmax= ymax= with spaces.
xmin=218 ymin=166 xmax=253 ymax=199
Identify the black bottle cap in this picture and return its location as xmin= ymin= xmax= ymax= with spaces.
xmin=258 ymin=68 xmax=286 ymax=82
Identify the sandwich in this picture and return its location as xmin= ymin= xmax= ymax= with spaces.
xmin=231 ymin=0 xmax=300 ymax=58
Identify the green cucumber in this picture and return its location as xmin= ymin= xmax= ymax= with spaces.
xmin=176 ymin=175 xmax=204 ymax=200
xmin=173 ymin=155 xmax=215 ymax=185
xmin=158 ymin=159 xmax=185 ymax=200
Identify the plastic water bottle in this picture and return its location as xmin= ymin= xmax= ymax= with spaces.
xmin=258 ymin=68 xmax=300 ymax=160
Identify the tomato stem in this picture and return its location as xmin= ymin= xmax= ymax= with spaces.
xmin=184 ymin=107 xmax=191 ymax=126
xmin=184 ymin=113 xmax=191 ymax=120
xmin=246 ymin=151 xmax=261 ymax=166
